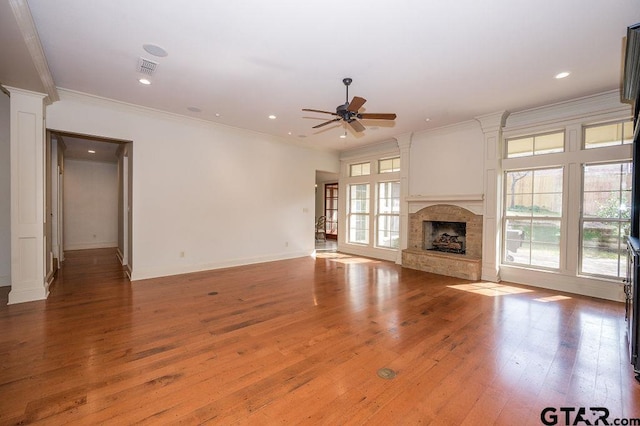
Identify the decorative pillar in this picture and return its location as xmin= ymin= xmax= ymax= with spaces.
xmin=475 ymin=111 xmax=509 ymax=282
xmin=6 ymin=86 xmax=48 ymax=304
xmin=396 ymin=133 xmax=412 ymax=264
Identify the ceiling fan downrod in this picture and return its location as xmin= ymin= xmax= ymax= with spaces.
xmin=343 ymin=77 xmax=352 ymax=105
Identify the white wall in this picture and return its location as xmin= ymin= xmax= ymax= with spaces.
xmin=409 ymin=121 xmax=485 ymax=197
xmin=46 ymin=90 xmax=339 ymax=280
xmin=0 ymin=93 xmax=10 ymax=286
xmin=64 ymin=159 xmax=118 ymax=250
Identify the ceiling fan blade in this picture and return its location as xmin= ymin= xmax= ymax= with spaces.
xmin=348 ymin=120 xmax=366 ymax=132
xmin=347 ymin=96 xmax=366 ymax=112
xmin=302 ymin=108 xmax=338 ymax=116
xmin=312 ymin=118 xmax=342 ymax=129
xmin=358 ymin=113 xmax=397 ymax=120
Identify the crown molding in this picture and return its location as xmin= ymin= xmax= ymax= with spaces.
xmin=9 ymin=0 xmax=59 ymax=104
xmin=504 ymin=90 xmax=630 ymax=132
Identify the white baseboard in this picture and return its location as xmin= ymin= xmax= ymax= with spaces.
xmin=8 ymin=284 xmax=49 ymax=304
xmin=336 ymin=243 xmax=397 ymax=262
xmin=130 ymin=250 xmax=311 ymax=281
xmin=64 ymin=242 xmax=118 ymax=251
xmin=500 ymin=265 xmax=624 ymax=302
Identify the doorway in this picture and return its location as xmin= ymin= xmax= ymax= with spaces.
xmin=315 ymin=170 xmax=338 ymax=251
xmin=47 ymin=131 xmax=133 ymax=278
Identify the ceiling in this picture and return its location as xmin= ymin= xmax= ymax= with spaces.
xmin=55 ymin=133 xmax=121 ymax=163
xmin=2 ymin=1 xmax=640 ymax=153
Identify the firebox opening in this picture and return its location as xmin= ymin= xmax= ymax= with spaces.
xmin=423 ymin=221 xmax=466 ymax=254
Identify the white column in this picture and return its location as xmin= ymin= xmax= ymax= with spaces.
xmin=475 ymin=111 xmax=509 ymax=282
xmin=7 ymin=86 xmax=48 ymax=304
xmin=396 ymin=133 xmax=412 ymax=264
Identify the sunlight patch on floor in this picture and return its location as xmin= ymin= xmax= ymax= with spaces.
xmin=313 ymin=252 xmax=378 ymax=264
xmin=534 ymin=295 xmax=572 ymax=303
xmin=448 ymin=282 xmax=533 ymax=297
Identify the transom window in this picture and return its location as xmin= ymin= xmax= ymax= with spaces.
xmin=584 ymin=120 xmax=633 ymax=149
xmin=506 ymin=131 xmax=564 ymax=158
xmin=350 ymin=162 xmax=371 ymax=177
xmin=379 ymin=157 xmax=400 ymax=174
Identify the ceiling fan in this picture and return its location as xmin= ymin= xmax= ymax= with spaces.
xmin=302 ymin=78 xmax=397 ymax=132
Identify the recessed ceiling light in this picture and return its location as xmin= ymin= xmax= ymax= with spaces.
xmin=215 ymin=113 xmax=221 ymax=117
xmin=425 ymin=118 xmax=431 ymax=122
xmin=88 ymin=150 xmax=96 ymax=154
xmin=288 ymin=131 xmax=292 ymax=135
xmin=138 ymin=78 xmax=151 ymax=85
xmin=143 ymin=44 xmax=168 ymax=58
xmin=187 ymin=106 xmax=202 ymax=113
xmin=555 ymin=71 xmax=570 ymax=79
xmin=268 ymin=115 xmax=277 ymax=120
xmin=339 ymin=133 xmax=346 ymax=139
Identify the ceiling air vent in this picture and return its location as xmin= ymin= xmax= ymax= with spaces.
xmin=137 ymin=57 xmax=158 ymax=76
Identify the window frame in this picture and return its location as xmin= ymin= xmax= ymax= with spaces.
xmin=378 ymin=157 xmax=401 ymax=174
xmin=578 ymin=160 xmax=632 ymax=279
xmin=376 ymin=180 xmax=400 ymax=249
xmin=502 ymin=166 xmax=564 ymax=270
xmin=347 ymin=183 xmax=370 ymax=245
xmin=505 ymin=130 xmax=565 ymax=159
xmin=500 ymin=116 xmax=633 ymax=286
xmin=349 ymin=162 xmax=371 ymax=177
xmin=583 ymin=119 xmax=634 ymax=150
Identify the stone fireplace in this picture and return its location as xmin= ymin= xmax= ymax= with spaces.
xmin=403 ymin=203 xmax=482 ymax=280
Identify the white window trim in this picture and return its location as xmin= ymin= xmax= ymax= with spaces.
xmin=375 ymin=180 xmax=401 ymax=249
xmin=499 ymin=110 xmax=633 ymax=300
xmin=339 ymin=144 xmax=401 ymax=261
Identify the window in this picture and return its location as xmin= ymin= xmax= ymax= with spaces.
xmin=506 ymin=131 xmax=564 ymax=158
xmin=379 ymin=157 xmax=400 ymax=173
xmin=584 ymin=120 xmax=633 ymax=149
xmin=348 ymin=183 xmax=370 ymax=244
xmin=324 ymin=183 xmax=338 ymax=237
xmin=377 ymin=181 xmax=400 ymax=248
xmin=504 ymin=167 xmax=563 ymax=269
xmin=350 ymin=162 xmax=370 ymax=177
xmin=580 ymin=162 xmax=632 ymax=278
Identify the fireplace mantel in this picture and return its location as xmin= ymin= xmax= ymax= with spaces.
xmin=406 ymin=193 xmax=484 ymax=216
xmin=406 ymin=194 xmax=484 ymax=202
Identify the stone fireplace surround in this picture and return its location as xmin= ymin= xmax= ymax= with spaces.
xmin=402 ymin=203 xmax=483 ymax=280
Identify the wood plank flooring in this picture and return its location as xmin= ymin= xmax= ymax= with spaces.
xmin=0 ymin=248 xmax=639 ymax=424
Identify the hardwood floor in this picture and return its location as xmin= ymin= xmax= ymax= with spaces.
xmin=0 ymin=249 xmax=638 ymax=424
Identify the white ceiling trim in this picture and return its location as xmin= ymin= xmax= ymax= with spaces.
xmin=9 ymin=0 xmax=58 ymax=103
